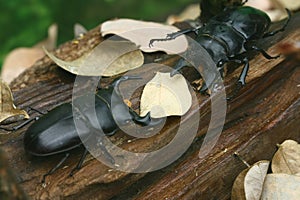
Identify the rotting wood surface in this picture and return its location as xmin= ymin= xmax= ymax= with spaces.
xmin=0 ymin=12 xmax=299 ymax=200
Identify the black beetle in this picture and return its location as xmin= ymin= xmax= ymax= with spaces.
xmin=149 ymin=1 xmax=291 ymax=93
xmin=23 ymin=76 xmax=161 ymax=182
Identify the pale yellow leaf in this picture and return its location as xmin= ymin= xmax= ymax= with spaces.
xmin=272 ymin=140 xmax=300 ymax=175
xmin=231 ymin=161 xmax=269 ymax=200
xmin=0 ymin=80 xmax=29 ymax=124
xmin=277 ymin=0 xmax=300 ymax=11
xmin=44 ymin=40 xmax=144 ymax=76
xmin=140 ymin=72 xmax=192 ymax=118
xmin=245 ymin=0 xmax=290 ymax=21
xmin=101 ymin=18 xmax=188 ymax=54
xmin=261 ymin=174 xmax=300 ymax=200
xmin=244 ymin=160 xmax=269 ymax=200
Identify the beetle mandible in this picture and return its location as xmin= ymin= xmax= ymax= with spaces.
xmin=149 ymin=1 xmax=291 ymax=93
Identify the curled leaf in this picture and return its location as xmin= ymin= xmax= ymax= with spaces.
xmin=101 ymin=18 xmax=188 ymax=54
xmin=272 ymin=140 xmax=300 ymax=175
xmin=261 ymin=174 xmax=300 ymax=199
xmin=0 ymin=80 xmax=29 ymax=124
xmin=44 ymin=40 xmax=144 ymax=76
xmin=231 ymin=160 xmax=270 ymax=200
xmin=140 ymin=72 xmax=192 ymax=118
xmin=244 ymin=160 xmax=270 ymax=200
xmin=231 ymin=169 xmax=248 ymax=200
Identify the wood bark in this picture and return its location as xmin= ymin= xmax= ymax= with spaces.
xmin=0 ymin=12 xmax=299 ymax=200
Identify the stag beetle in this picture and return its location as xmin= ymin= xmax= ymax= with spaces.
xmin=149 ymin=1 xmax=291 ymax=94
xmin=22 ymin=76 xmax=161 ymax=183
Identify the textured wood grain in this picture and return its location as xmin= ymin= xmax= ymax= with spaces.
xmin=0 ymin=12 xmax=299 ymax=200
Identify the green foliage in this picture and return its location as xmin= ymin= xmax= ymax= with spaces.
xmin=0 ymin=0 xmax=198 ymax=71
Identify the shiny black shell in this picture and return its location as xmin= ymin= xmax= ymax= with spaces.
xmin=196 ymin=6 xmax=271 ymax=65
xmin=23 ymin=87 xmax=131 ymax=156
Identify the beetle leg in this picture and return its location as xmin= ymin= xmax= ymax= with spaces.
xmin=250 ymin=45 xmax=279 ymax=60
xmin=170 ymin=58 xmax=191 ymax=77
xmin=241 ymin=0 xmax=248 ymax=6
xmin=111 ymin=76 xmax=142 ymax=88
xmin=42 ymin=153 xmax=70 ymax=183
xmin=0 ymin=106 xmax=46 ymax=131
xmin=237 ymin=58 xmax=249 ymax=86
xmin=0 ymin=116 xmax=40 ymax=131
xmin=226 ymin=58 xmax=249 ymax=100
xmin=11 ymin=117 xmax=39 ymax=130
xmin=110 ymin=76 xmax=142 ymax=99
xmin=165 ymin=26 xmax=201 ymax=39
xmin=27 ymin=106 xmax=48 ymax=115
xmin=149 ymin=26 xmax=201 ymax=47
xmin=263 ymin=9 xmax=291 ymax=38
xmin=69 ymin=149 xmax=88 ymax=176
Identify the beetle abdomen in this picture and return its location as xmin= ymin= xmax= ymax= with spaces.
xmin=24 ymin=104 xmax=90 ymax=156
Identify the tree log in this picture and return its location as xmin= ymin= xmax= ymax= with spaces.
xmin=0 ymin=12 xmax=299 ymax=200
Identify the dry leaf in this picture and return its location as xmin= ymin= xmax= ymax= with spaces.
xmin=1 ymin=24 xmax=57 ymax=83
xmin=244 ymin=160 xmax=270 ymax=200
xmin=246 ymin=0 xmax=295 ymax=21
xmin=44 ymin=40 xmax=144 ymax=76
xmin=277 ymin=0 xmax=300 ymax=11
xmin=272 ymin=140 xmax=300 ymax=175
xmin=231 ymin=169 xmax=248 ymax=200
xmin=261 ymin=174 xmax=300 ymax=200
xmin=231 ymin=160 xmax=269 ymax=200
xmin=245 ymin=0 xmax=274 ymax=12
xmin=0 ymin=80 xmax=29 ymax=124
xmin=74 ymin=23 xmax=87 ymax=38
xmin=140 ymin=72 xmax=192 ymax=118
xmin=1 ymin=48 xmax=45 ymax=83
xmin=100 ymin=18 xmax=188 ymax=54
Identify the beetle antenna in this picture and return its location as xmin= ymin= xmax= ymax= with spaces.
xmin=42 ymin=153 xmax=70 ymax=183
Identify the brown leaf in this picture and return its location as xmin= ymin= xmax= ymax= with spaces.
xmin=231 ymin=169 xmax=248 ymax=200
xmin=1 ymin=48 xmax=45 ymax=83
xmin=261 ymin=174 xmax=300 ymax=199
xmin=1 ymin=24 xmax=57 ymax=83
xmin=272 ymin=140 xmax=300 ymax=175
xmin=231 ymin=160 xmax=270 ymax=200
xmin=44 ymin=40 xmax=144 ymax=77
xmin=0 ymin=80 xmax=29 ymax=124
